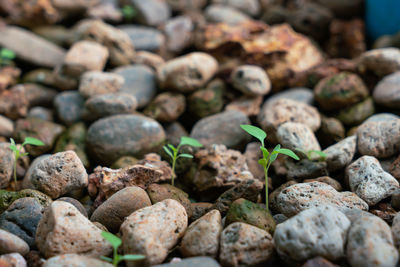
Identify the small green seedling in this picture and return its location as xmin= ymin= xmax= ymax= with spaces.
xmin=121 ymin=5 xmax=137 ymax=21
xmin=9 ymin=137 xmax=44 ymax=183
xmin=296 ymin=148 xmax=327 ymax=162
xmin=101 ymin=231 xmax=145 ymax=267
xmin=240 ymin=125 xmax=299 ymax=212
xmin=163 ymin=136 xmax=203 ymax=186
xmin=0 ymin=48 xmax=16 ymax=67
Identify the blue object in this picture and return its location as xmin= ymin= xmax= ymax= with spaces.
xmin=365 ymin=0 xmax=400 ymax=40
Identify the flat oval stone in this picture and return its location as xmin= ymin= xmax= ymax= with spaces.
xmin=119 ymin=25 xmax=165 ymax=52
xmin=84 ymin=93 xmax=138 ymax=120
xmin=357 ymin=48 xmax=400 ymax=77
xmin=53 ymin=91 xmax=85 ymax=126
xmin=373 ymin=71 xmax=400 ymax=108
xmin=0 ymin=229 xmax=30 ymax=256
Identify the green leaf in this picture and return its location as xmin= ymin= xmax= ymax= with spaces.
xmin=167 ymin=144 xmax=177 ymax=153
xmin=276 ymin=148 xmax=300 ymax=160
xmin=22 ymin=137 xmax=45 ymax=147
xmin=163 ymin=146 xmax=174 ymax=159
xmin=240 ymin=125 xmax=266 ymax=146
xmin=180 ymin=137 xmax=203 ymax=148
xmin=0 ymin=49 xmax=16 ymax=60
xmin=9 ymin=138 xmax=17 ymax=152
xmin=100 ymin=256 xmax=113 ymax=263
xmin=270 ymin=144 xmax=281 ymax=162
xmin=308 ymin=150 xmax=327 ymax=160
xmin=122 ymin=5 xmax=136 ymax=20
xmin=258 ymin=158 xmax=267 ymax=167
xmin=21 ymin=152 xmax=29 ymax=157
xmin=119 ymin=254 xmax=146 ymax=261
xmin=260 ymin=147 xmax=269 ymax=159
xmin=101 ymin=231 xmax=121 ymax=250
xmin=178 ymin=153 xmax=193 ymax=159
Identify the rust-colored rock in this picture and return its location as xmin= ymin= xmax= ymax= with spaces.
xmin=0 ymin=85 xmax=28 ymax=120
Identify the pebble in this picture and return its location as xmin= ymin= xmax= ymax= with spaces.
xmin=35 ymin=201 xmax=112 ymax=258
xmin=0 ymin=189 xmax=52 ymax=214
xmin=153 ymin=257 xmax=219 ymax=267
xmin=347 ymin=214 xmax=398 ymax=267
xmin=0 ymin=198 xmax=44 ymax=248
xmin=323 ymin=136 xmax=357 ymax=172
xmin=276 ymin=122 xmax=321 ymax=154
xmin=392 ymin=212 xmax=400 ymax=248
xmin=243 ymin=142 xmax=264 ymax=180
xmin=84 ymin=93 xmax=138 ymax=119
xmin=357 ymin=48 xmax=400 ymax=77
xmin=335 ymin=97 xmax=375 ymax=126
xmin=357 ymin=119 xmax=400 ymax=158
xmin=120 ymin=199 xmax=188 ymax=266
xmin=219 ymin=222 xmax=274 ymax=266
xmin=373 ymin=71 xmax=400 ymax=108
xmin=205 ymin=4 xmax=250 ymax=25
xmin=130 ymin=0 xmax=171 ymax=26
xmin=162 ymin=16 xmax=194 ymax=53
xmin=61 ymin=40 xmax=109 ymax=78
xmin=225 ymin=95 xmax=263 ymax=117
xmin=346 ymin=156 xmax=399 ymax=206
xmin=188 ymin=79 xmax=224 ymax=118
xmin=78 ymin=71 xmax=124 ymax=99
xmin=267 ymin=87 xmax=314 ymax=105
xmin=119 ymin=25 xmax=165 ymax=52
xmin=317 ymin=116 xmax=345 ymax=147
xmin=231 ymin=65 xmax=271 ymax=96
xmin=53 ymin=91 xmax=85 ymax=126
xmin=113 ymin=64 xmax=157 ymax=108
xmin=190 ymin=110 xmax=250 ymax=149
xmin=57 ymin=197 xmax=87 ymax=217
xmin=0 ymin=115 xmax=14 ymax=137
xmin=274 ymin=205 xmax=350 ymax=261
xmin=87 ymin=114 xmax=165 ymax=165
xmin=30 ymin=151 xmax=88 ymax=199
xmin=181 ymin=210 xmax=222 ymax=258
xmin=24 ymin=83 xmax=58 ymax=107
xmin=365 ymin=113 xmax=400 ymax=123
xmin=303 ymin=176 xmax=342 ymax=192
xmin=0 ymin=229 xmax=30 ymax=256
xmin=27 ymin=107 xmax=53 ymax=121
xmin=269 ymin=181 xmax=298 ymax=213
xmin=158 ymin=52 xmax=218 ymax=93
xmin=0 ymin=85 xmax=29 ymax=120
xmin=276 ymin=182 xmax=368 ymax=217
xmin=0 ymin=143 xmax=14 ymax=189
xmin=212 ymin=0 xmax=260 ymax=16
xmin=43 ymin=254 xmax=112 ymax=267
xmin=22 ymin=155 xmax=51 ymax=190
xmin=91 ymin=186 xmax=151 ymax=233
xmin=144 ymin=92 xmax=186 ymax=122
xmin=258 ymin=98 xmax=321 ymax=143
xmin=286 ymin=158 xmax=328 ymax=180
xmin=132 ymin=51 xmax=165 ymax=70
xmin=0 ymin=253 xmax=27 ymax=267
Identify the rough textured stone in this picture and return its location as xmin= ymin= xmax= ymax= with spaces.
xmin=30 ymin=151 xmax=88 ymax=199
xmin=219 ymin=222 xmax=274 ymax=267
xmin=0 ymin=229 xmax=29 ymax=256
xmin=120 ymin=199 xmax=187 ymax=266
xmin=317 ymin=116 xmax=345 ymax=147
xmin=335 ymin=97 xmax=375 ymax=126
xmin=158 ymin=52 xmax=218 ymax=93
xmin=357 ymin=48 xmax=400 ymax=77
xmin=181 ymin=210 xmax=222 ymax=258
xmin=323 ymin=136 xmax=356 ymax=172
xmin=347 ymin=214 xmax=398 ymax=267
xmin=85 ymin=93 xmax=137 ymax=119
xmin=0 ymin=86 xmax=29 ymax=120
xmin=303 ymin=176 xmax=342 ymax=192
xmin=276 ymin=182 xmax=368 ymax=217
xmin=0 ymin=143 xmax=14 ymax=189
xmin=0 ymin=189 xmax=52 ymax=214
xmin=36 ymin=201 xmax=112 ymax=259
xmin=79 ymin=71 xmax=124 ymax=98
xmin=90 ymin=186 xmax=151 ymax=233
xmin=274 ymin=205 xmax=350 ymax=261
xmin=231 ymin=65 xmax=271 ymax=96
xmin=86 ymin=114 xmax=165 ymax=165
xmin=43 ymin=254 xmax=112 ymax=267
xmin=346 ymin=156 xmax=399 ymax=206
xmin=277 ymin=122 xmax=321 ymax=154
xmin=286 ymin=159 xmax=328 ymax=181
xmin=54 ymin=91 xmax=85 ymax=126
xmin=190 ymin=111 xmax=250 ymax=149
xmin=373 ymin=71 xmax=400 ymax=108
xmin=191 ymin=203 xmax=213 ymax=223
xmin=144 ymin=92 xmax=186 ymax=122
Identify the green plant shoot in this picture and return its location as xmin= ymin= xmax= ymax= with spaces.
xmin=0 ymin=48 xmax=16 ymax=66
xmin=240 ymin=125 xmax=299 ymax=212
xmin=121 ymin=5 xmax=137 ymax=21
xmin=101 ymin=231 xmax=145 ymax=267
xmin=163 ymin=136 xmax=203 ymax=186
xmin=9 ymin=137 xmax=44 ymax=183
xmin=296 ymin=148 xmax=327 ymax=162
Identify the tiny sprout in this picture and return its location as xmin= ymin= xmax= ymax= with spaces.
xmin=121 ymin=5 xmax=136 ymax=21
xmin=9 ymin=137 xmax=44 ymax=183
xmin=163 ymin=136 xmax=203 ymax=186
xmin=296 ymin=148 xmax=327 ymax=162
xmin=0 ymin=48 xmax=16 ymax=67
xmin=101 ymin=231 xmax=145 ymax=267
xmin=240 ymin=125 xmax=299 ymax=212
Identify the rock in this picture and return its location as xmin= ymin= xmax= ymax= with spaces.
xmin=27 ymin=107 xmax=53 ymax=121
xmin=113 ymin=64 xmax=157 ymax=108
xmin=323 ymin=136 xmax=357 ymax=172
xmin=147 ymin=183 xmax=192 ymax=218
xmin=219 ymin=222 xmax=274 ymax=266
xmin=205 ymin=4 xmax=250 ymax=25
xmin=30 ymin=151 xmax=88 ymax=199
xmin=0 ymin=116 xmax=14 ymax=138
xmin=36 ymin=201 xmax=112 ymax=259
xmin=269 ymin=181 xmax=298 ymax=213
xmin=357 ymin=119 xmax=400 ymax=158
xmin=302 ymin=257 xmax=339 ymax=267
xmin=57 ymin=197 xmax=87 ymax=217
xmin=274 ymin=205 xmax=350 ymax=261
xmin=87 ymin=114 xmax=165 ymax=165
xmin=162 ymin=16 xmax=193 ymax=54
xmin=91 ymin=186 xmax=151 ymax=233
xmin=0 ymin=198 xmax=44 ymax=248
xmin=120 ymin=199 xmax=187 ymax=266
xmin=54 ymin=91 xmax=85 ymax=126
xmin=212 ymin=0 xmax=260 ymax=16
xmin=111 ymin=156 xmax=138 ymax=169
xmin=314 ymin=72 xmax=368 ymax=111
xmin=225 ymin=95 xmax=263 ymax=117
xmin=303 ymin=176 xmax=342 ymax=192
xmin=158 ymin=52 xmax=218 ymax=93
xmin=52 ymin=0 xmax=97 ymax=14
xmin=165 ymin=0 xmax=207 ymax=12
xmin=0 ymin=229 xmax=29 ymax=256
xmin=84 ymin=93 xmax=138 ymax=119
xmin=373 ymin=71 xmax=400 ymax=108
xmin=347 ymin=214 xmax=398 ymax=267
xmin=0 ymin=143 xmax=14 ymax=189
xmin=22 ymin=155 xmax=51 ymax=190
xmin=126 ymin=0 xmax=171 ymax=26
xmin=144 ymin=93 xmax=186 ymax=122
xmin=346 ymin=156 xmax=399 ymax=206
xmin=267 ymin=87 xmax=314 ymax=105
xmin=0 ymin=189 xmax=51 ymax=214
xmin=191 ymin=202 xmax=213 ymax=222
xmin=213 ymin=179 xmax=263 ymax=216
xmin=72 ymin=20 xmax=135 ymax=66
xmin=188 ymin=79 xmax=225 ymax=118
xmin=335 ymin=97 xmax=375 ymax=126
xmin=0 ymin=85 xmax=29 ymax=120
xmin=190 ymin=111 xmax=250 ymax=149
xmin=119 ymin=25 xmax=165 ymax=52
xmin=133 ymin=51 xmax=165 ymax=70
xmin=365 ymin=113 xmax=400 ymax=123
xmin=243 ymin=142 xmax=264 ymax=180
xmin=231 ymin=65 xmax=271 ymax=96
xmin=14 ymin=117 xmax=65 ymax=157
xmin=273 ymin=214 xmax=288 ymax=224
xmin=277 ymin=122 xmax=321 ymax=154
xmin=0 ymin=253 xmax=27 ymax=267
xmin=276 ymin=182 xmax=368 ymax=217
xmin=153 ymin=257 xmax=219 ymax=267
xmin=392 ymin=212 xmax=400 ymax=247
xmin=226 ymin=198 xmax=276 ymax=234
xmin=0 ymin=26 xmax=66 ymax=68
xmin=370 ymin=203 xmax=397 ymax=224
xmin=258 ymin=98 xmax=321 ymax=143
xmin=181 ymin=210 xmax=222 ymax=258
xmin=79 ymin=71 xmax=124 ymax=98
xmin=317 ymin=116 xmax=345 ymax=147
xmin=24 ymin=83 xmax=57 ymax=107
xmin=286 ymin=159 xmax=328 ymax=181
xmin=43 ymin=254 xmax=113 ymax=267
xmin=61 ymin=40 xmax=109 ymax=78
xmin=357 ymin=48 xmax=400 ymax=77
